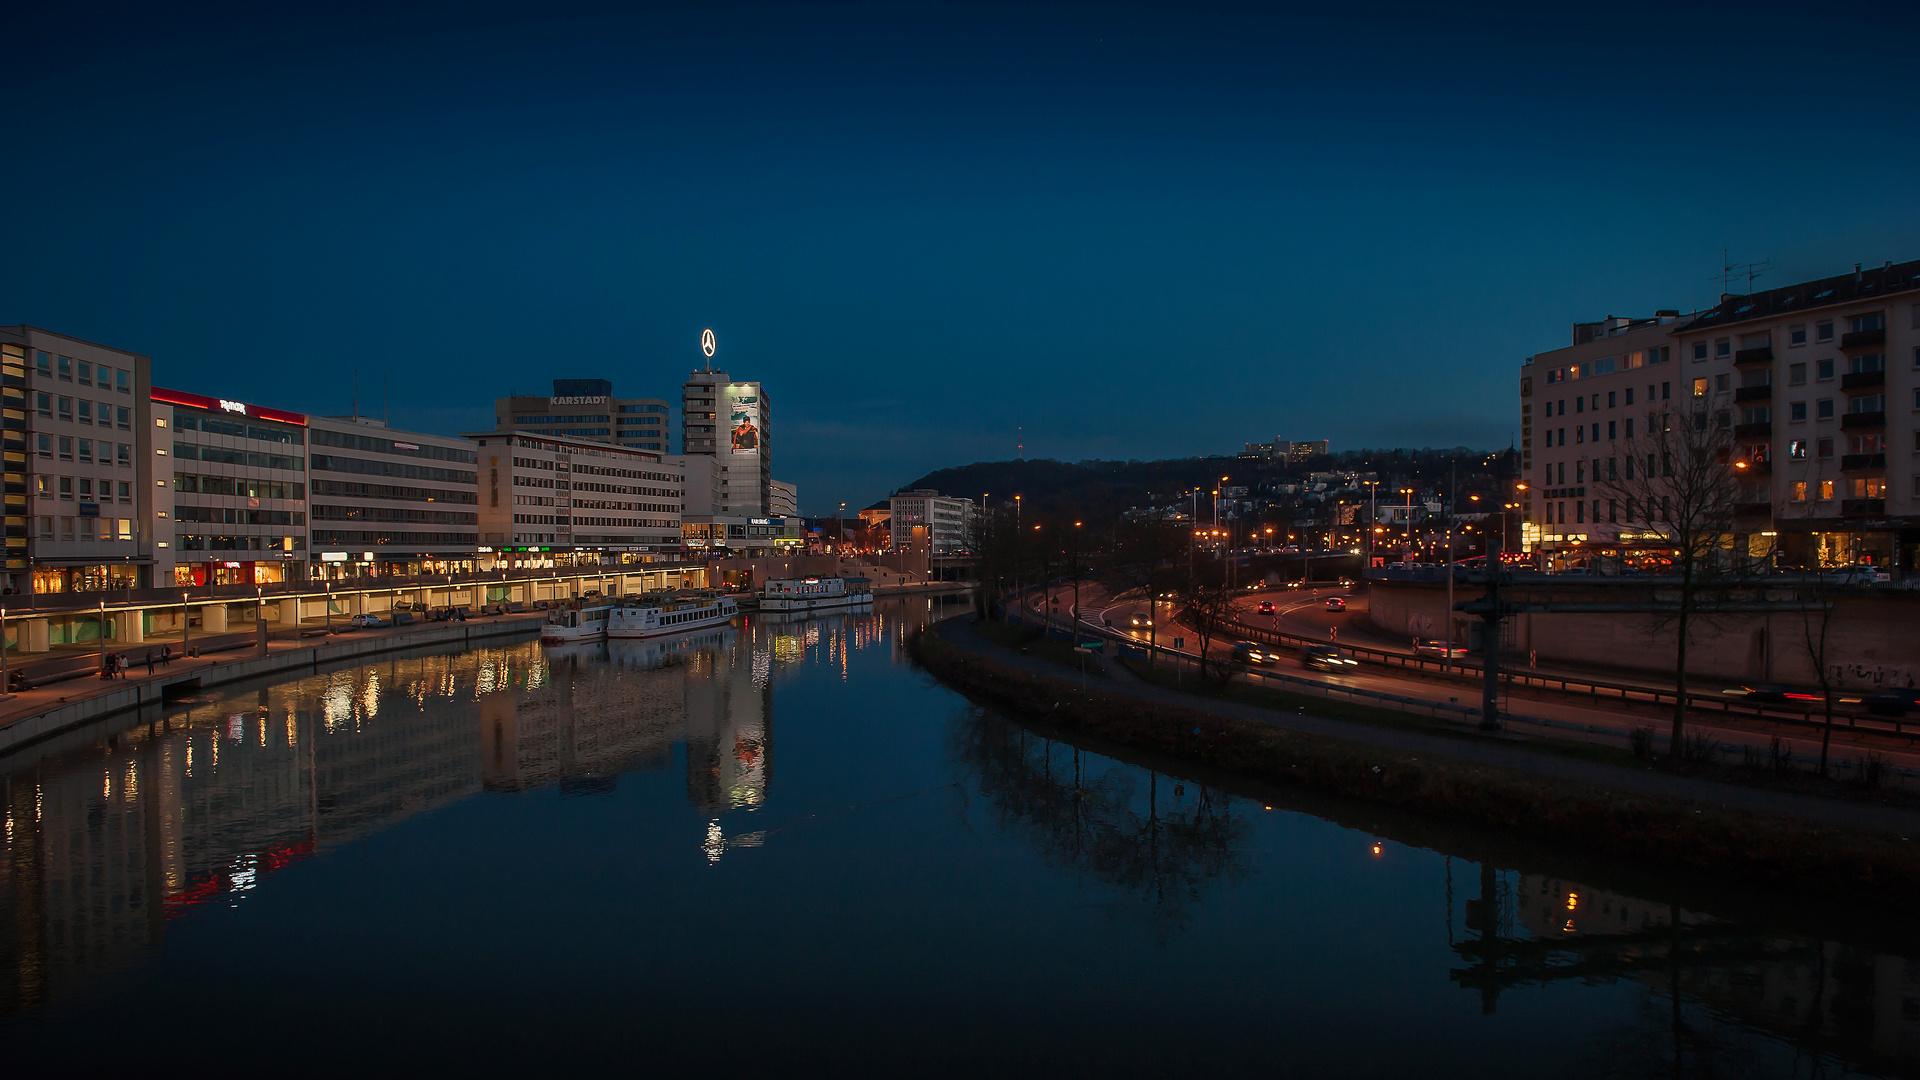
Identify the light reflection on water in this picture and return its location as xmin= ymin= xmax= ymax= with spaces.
xmin=0 ymin=593 xmax=1913 ymax=1077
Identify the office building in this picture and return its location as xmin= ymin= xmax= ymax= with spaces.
xmin=3 ymin=327 xmax=157 ymax=593
xmin=1518 ymin=313 xmax=1685 ymax=558
xmin=1674 ymin=260 xmax=1919 ymax=569
xmin=681 ymin=366 xmax=771 ymax=516
xmin=466 ymin=429 xmax=684 ymax=569
xmin=495 ymin=378 xmax=672 ymax=451
xmin=307 ymin=416 xmax=481 ymax=579
xmin=155 ymin=386 xmax=309 ymax=586
xmin=770 ymin=479 xmax=798 ymax=518
xmin=888 ymin=489 xmax=975 ymax=554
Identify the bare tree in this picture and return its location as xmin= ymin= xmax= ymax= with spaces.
xmin=1599 ymin=396 xmax=1745 ymax=752
xmin=1177 ymin=576 xmax=1239 ymax=683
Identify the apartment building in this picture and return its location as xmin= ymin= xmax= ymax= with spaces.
xmin=770 ymin=479 xmax=798 ymax=518
xmin=307 ymin=416 xmax=480 ymax=579
xmin=466 ymin=429 xmax=684 ymax=569
xmin=1674 ymin=260 xmax=1920 ymax=569
xmin=681 ymin=366 xmax=772 ymax=516
xmin=495 ymin=378 xmax=672 ymax=451
xmin=3 ymin=327 xmax=157 ymax=594
xmin=1518 ymin=314 xmax=1685 ymax=557
xmin=889 ymin=489 xmax=976 ymax=554
xmin=155 ymin=387 xmax=308 ymax=586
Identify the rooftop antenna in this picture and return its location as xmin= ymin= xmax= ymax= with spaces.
xmin=352 ymin=369 xmax=359 ymax=422
xmin=383 ymin=377 xmax=388 ymax=425
xmin=1713 ymin=248 xmax=1771 ymax=296
xmin=1017 ymin=425 xmax=1023 ymax=460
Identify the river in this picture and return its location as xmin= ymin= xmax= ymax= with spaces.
xmin=0 ymin=595 xmax=1914 ymax=1077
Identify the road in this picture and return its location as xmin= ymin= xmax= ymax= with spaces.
xmin=1023 ymin=581 xmax=1920 ymax=775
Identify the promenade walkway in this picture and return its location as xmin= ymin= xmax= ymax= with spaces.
xmin=934 ymin=613 xmax=1920 ymax=837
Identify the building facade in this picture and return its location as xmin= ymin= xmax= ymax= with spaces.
xmin=1519 ymin=314 xmax=1685 ymax=559
xmin=888 ymin=489 xmax=975 ymax=554
xmin=681 ymin=367 xmax=771 ymax=516
xmin=307 ymin=416 xmax=480 ymax=579
xmin=770 ymin=479 xmax=798 ymax=518
xmin=466 ymin=430 xmax=683 ymax=569
xmin=495 ymin=378 xmax=672 ymax=451
xmin=4 ymin=327 xmax=157 ymax=593
xmin=1673 ymin=261 xmax=1919 ymax=570
xmin=155 ymin=387 xmax=309 ymax=586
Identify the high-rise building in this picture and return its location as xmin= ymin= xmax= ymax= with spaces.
xmin=681 ymin=366 xmax=771 ymax=516
xmin=494 ymin=378 xmax=671 ymax=451
xmin=4 ymin=326 xmax=157 ymax=594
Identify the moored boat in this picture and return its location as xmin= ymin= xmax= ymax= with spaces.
xmin=758 ymin=576 xmax=873 ymax=612
xmin=540 ymin=599 xmax=618 ymax=644
xmin=608 ymin=592 xmax=739 ymax=638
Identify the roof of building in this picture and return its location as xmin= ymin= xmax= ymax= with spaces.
xmin=1679 ymin=258 xmax=1920 ymax=334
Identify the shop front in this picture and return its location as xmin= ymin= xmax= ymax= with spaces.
xmin=31 ymin=560 xmax=148 ymax=594
xmin=173 ymin=556 xmax=299 ymax=587
xmin=312 ymin=550 xmax=482 ymax=580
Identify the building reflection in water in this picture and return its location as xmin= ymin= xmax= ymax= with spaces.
xmin=0 ymin=598 xmax=957 ymax=1019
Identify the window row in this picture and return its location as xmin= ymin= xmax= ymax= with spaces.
xmin=36 ymin=435 xmax=133 ymax=466
xmin=34 ymin=476 xmax=134 ymax=502
xmin=36 ymin=394 xmax=132 ymax=428
xmin=33 ymin=352 xmax=133 ymax=393
xmin=34 ymin=516 xmax=136 ymax=541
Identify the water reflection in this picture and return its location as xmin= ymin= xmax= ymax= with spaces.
xmin=951 ymin=704 xmax=1250 ymax=941
xmin=0 ymin=593 xmax=1917 ymax=1077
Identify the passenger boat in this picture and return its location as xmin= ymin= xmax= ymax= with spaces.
xmin=608 ymin=592 xmax=739 ymax=638
xmin=540 ymin=599 xmax=618 ymax=644
xmin=758 ymin=576 xmax=873 ymax=612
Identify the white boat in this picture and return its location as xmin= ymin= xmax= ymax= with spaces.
xmin=758 ymin=576 xmax=873 ymax=612
xmin=540 ymin=599 xmax=618 ymax=644
xmin=608 ymin=592 xmax=739 ymax=638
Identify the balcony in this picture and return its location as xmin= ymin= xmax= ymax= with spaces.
xmin=1840 ymin=411 xmax=1886 ymax=431
xmin=1733 ymin=421 xmax=1772 ymax=438
xmin=1841 ymin=453 xmax=1887 ymax=472
xmin=1733 ymin=346 xmax=1774 ymax=365
xmin=1734 ymin=501 xmax=1774 ymax=518
xmin=1841 ymin=498 xmax=1886 ymax=517
xmin=1840 ymin=369 xmax=1886 ymax=391
xmin=1734 ymin=385 xmax=1773 ymax=402
xmin=1840 ymin=328 xmax=1886 ymax=349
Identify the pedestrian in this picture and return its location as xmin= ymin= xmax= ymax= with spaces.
xmin=162 ymin=644 xmax=172 ymax=667
xmin=146 ymin=649 xmax=155 ymax=675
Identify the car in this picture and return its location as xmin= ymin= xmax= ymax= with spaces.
xmin=1257 ymin=600 xmax=1275 ymax=614
xmin=1301 ymin=644 xmax=1358 ymax=671
xmin=1324 ymin=597 xmax=1347 ymax=611
xmin=1128 ymin=611 xmax=1153 ymax=629
xmin=349 ymin=613 xmax=388 ymax=629
xmin=1863 ymin=688 xmax=1920 ymax=717
xmin=1231 ymin=642 xmax=1282 ymax=666
xmin=1412 ymin=639 xmax=1470 ymax=659
xmin=1827 ymin=565 xmax=1891 ymax=586
xmin=1734 ymin=683 xmax=1822 ymax=704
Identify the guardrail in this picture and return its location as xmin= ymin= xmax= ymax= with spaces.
xmin=1215 ymin=612 xmax=1919 ymax=740
xmin=992 ymin=590 xmax=1917 ymax=782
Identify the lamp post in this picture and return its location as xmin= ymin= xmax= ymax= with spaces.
xmin=325 ymin=581 xmax=334 ymax=635
xmin=257 ymin=585 xmax=267 ymax=656
xmin=182 ymin=590 xmax=191 ymax=661
xmin=98 ymin=598 xmax=107 ymax=677
xmin=1 ymin=605 xmax=9 ymax=697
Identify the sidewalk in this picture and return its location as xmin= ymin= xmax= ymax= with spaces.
xmin=934 ymin=613 xmax=1920 ymax=837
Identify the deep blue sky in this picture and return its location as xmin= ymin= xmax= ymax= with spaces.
xmin=5 ymin=1 xmax=1918 ymax=511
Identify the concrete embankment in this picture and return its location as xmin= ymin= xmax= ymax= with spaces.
xmin=912 ymin=614 xmax=1920 ymax=908
xmin=0 ymin=615 xmax=544 ymax=756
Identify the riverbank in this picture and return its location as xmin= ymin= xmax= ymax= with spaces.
xmin=913 ymin=614 xmax=1920 ymax=907
xmin=0 ymin=614 xmax=544 ymax=756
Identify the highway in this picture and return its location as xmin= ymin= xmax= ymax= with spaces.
xmin=1020 ymin=581 xmax=1920 ymax=775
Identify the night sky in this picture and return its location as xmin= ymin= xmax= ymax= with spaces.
xmin=6 ymin=1 xmax=1918 ymax=511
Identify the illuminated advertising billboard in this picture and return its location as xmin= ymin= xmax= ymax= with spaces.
xmin=727 ymin=384 xmax=760 ymax=455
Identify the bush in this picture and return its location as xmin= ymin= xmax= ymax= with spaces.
xmin=1629 ymin=725 xmax=1656 ymax=761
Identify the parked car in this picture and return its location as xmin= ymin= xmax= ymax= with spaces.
xmin=1301 ymin=644 xmax=1358 ymax=671
xmin=349 ymin=613 xmax=388 ymax=629
xmin=1232 ymin=642 xmax=1282 ymax=666
xmin=1324 ymin=597 xmax=1347 ymax=611
xmin=1256 ymin=600 xmax=1275 ymax=614
xmin=1827 ymin=565 xmax=1891 ymax=586
xmin=1413 ymin=639 xmax=1470 ymax=659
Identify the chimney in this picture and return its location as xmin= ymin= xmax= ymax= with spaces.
xmin=1855 ymin=262 xmax=1863 ymax=282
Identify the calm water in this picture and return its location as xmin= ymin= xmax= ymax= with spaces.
xmin=1 ymin=595 xmax=1916 ymax=1078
